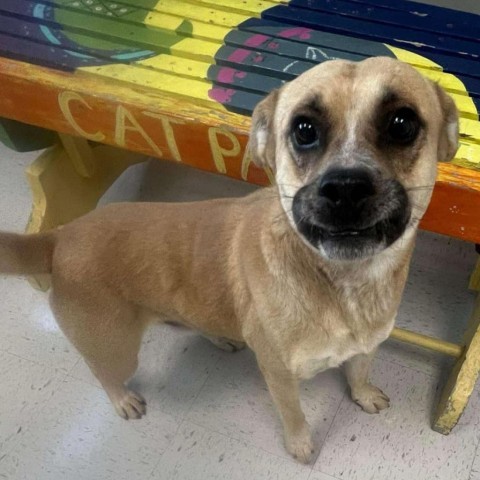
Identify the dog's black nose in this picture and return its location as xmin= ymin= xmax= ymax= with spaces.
xmin=318 ymin=168 xmax=375 ymax=205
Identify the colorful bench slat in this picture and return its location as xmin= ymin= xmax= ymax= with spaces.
xmin=291 ymin=0 xmax=480 ymax=42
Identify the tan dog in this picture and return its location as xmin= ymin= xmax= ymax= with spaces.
xmin=0 ymin=58 xmax=458 ymax=463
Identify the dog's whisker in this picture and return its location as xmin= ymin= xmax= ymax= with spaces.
xmin=406 ymin=184 xmax=435 ymax=191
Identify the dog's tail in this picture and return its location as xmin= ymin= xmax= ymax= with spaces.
xmin=0 ymin=231 xmax=55 ymax=275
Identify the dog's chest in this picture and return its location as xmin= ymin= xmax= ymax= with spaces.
xmin=291 ymin=320 xmax=393 ymax=379
xmin=288 ymin=279 xmax=397 ymax=379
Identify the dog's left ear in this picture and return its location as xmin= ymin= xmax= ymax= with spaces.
xmin=249 ymin=89 xmax=279 ymax=172
xmin=433 ymin=83 xmax=459 ymax=162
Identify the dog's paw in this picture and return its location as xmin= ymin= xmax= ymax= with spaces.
xmin=285 ymin=423 xmax=315 ymax=464
xmin=112 ymin=389 xmax=147 ymax=420
xmin=351 ymin=383 xmax=390 ymax=414
xmin=205 ymin=335 xmax=246 ymax=353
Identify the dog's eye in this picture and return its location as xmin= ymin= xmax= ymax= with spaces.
xmin=387 ymin=108 xmax=420 ymax=144
xmin=292 ymin=117 xmax=319 ymax=149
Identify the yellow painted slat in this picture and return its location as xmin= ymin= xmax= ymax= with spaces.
xmin=456 ymin=141 xmax=480 ymax=167
xmin=460 ymin=118 xmax=480 ymax=145
xmin=386 ymin=45 xmax=442 ymax=71
xmin=146 ymin=0 xmax=249 ymax=28
xmin=449 ymin=94 xmax=478 ymax=121
xmin=80 ymin=62 xmax=215 ymax=107
xmin=167 ymin=37 xmax=220 ymax=63
xmin=44 ymin=0 xmax=231 ymax=43
xmin=138 ymin=54 xmax=212 ymax=80
xmin=415 ymin=68 xmax=472 ymax=96
xmin=40 ymin=4 xmax=223 ymax=64
xmin=143 ymin=11 xmax=229 ymax=42
xmin=182 ymin=0 xmax=276 ymax=15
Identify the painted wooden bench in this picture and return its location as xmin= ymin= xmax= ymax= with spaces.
xmin=1 ymin=0 xmax=479 ymax=436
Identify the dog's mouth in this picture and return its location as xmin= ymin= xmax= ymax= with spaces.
xmin=291 ymin=176 xmax=412 ymax=261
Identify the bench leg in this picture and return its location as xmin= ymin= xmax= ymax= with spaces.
xmin=25 ymin=136 xmax=145 ymax=290
xmin=469 ymin=247 xmax=480 ymax=291
xmin=433 ymin=292 xmax=480 ymax=434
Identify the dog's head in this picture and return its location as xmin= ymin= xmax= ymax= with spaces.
xmin=250 ymin=57 xmax=458 ymax=261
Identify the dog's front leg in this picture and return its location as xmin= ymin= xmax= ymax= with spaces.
xmin=344 ymin=350 xmax=390 ymax=414
xmin=258 ymin=361 xmax=314 ymax=463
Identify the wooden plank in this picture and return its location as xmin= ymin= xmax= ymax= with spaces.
xmin=147 ymin=0 xmax=274 ymax=16
xmin=345 ymin=0 xmax=480 ymax=31
xmin=0 ymin=57 xmax=271 ymax=184
xmin=456 ymin=142 xmax=480 ymax=168
xmin=460 ymin=118 xmax=480 ymax=145
xmin=4 ymin=2 xmax=479 ymax=110
xmin=262 ymin=5 xmax=480 ymax=74
xmin=290 ymin=0 xmax=480 ymax=42
xmin=240 ymin=17 xmax=480 ymax=99
xmin=10 ymin=0 xmax=480 ymax=100
xmin=0 ymin=11 xmax=155 ymax=62
xmin=0 ymin=31 xmax=103 ymax=70
xmin=214 ymin=45 xmax=313 ymax=79
xmin=5 ymin=0 xmax=221 ymax=61
xmin=224 ymin=29 xmax=480 ymax=106
xmin=225 ymin=29 xmax=368 ymax=62
xmin=50 ymin=0 xmax=250 ymax=29
xmin=239 ymin=17 xmax=413 ymax=63
xmin=13 ymin=0 xmax=232 ymax=43
xmin=422 ymin=162 xmax=480 ymax=243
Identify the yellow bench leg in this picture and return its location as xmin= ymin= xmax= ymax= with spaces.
xmin=433 ymin=292 xmax=480 ymax=434
xmin=25 ymin=136 xmax=145 ymax=290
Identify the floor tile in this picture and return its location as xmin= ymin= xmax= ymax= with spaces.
xmin=308 ymin=471 xmax=342 ymax=480
xmin=0 ymin=350 xmax=63 ymax=455
xmin=0 ymin=277 xmax=80 ymax=372
xmin=315 ymin=359 xmax=480 ymax=480
xmin=0 ymin=376 xmax=179 ymax=480
xmin=152 ymin=421 xmax=312 ymax=480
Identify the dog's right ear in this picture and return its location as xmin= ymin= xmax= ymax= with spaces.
xmin=249 ymin=89 xmax=279 ymax=172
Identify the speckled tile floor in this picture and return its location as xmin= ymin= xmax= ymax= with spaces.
xmin=0 ymin=139 xmax=479 ymax=480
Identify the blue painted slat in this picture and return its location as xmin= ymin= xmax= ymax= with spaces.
xmin=290 ymin=0 xmax=480 ymax=42
xmin=263 ymin=5 xmax=480 ymax=60
xmin=0 ymin=31 xmax=101 ymax=70
xmin=239 ymin=17 xmax=395 ymax=59
xmin=215 ymin=45 xmax=315 ymax=79
xmin=225 ymin=29 xmax=368 ymax=63
xmin=262 ymin=5 xmax=480 ymax=77
xmin=0 ymin=12 xmax=135 ymax=59
xmin=346 ymin=0 xmax=480 ymax=27
xmin=208 ymin=65 xmax=284 ymax=93
xmin=240 ymin=17 xmax=480 ymax=99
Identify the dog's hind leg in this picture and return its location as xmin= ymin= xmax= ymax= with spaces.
xmin=50 ymin=287 xmax=148 ymax=420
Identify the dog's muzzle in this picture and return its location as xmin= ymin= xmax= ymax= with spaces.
xmin=291 ymin=168 xmax=411 ymax=260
